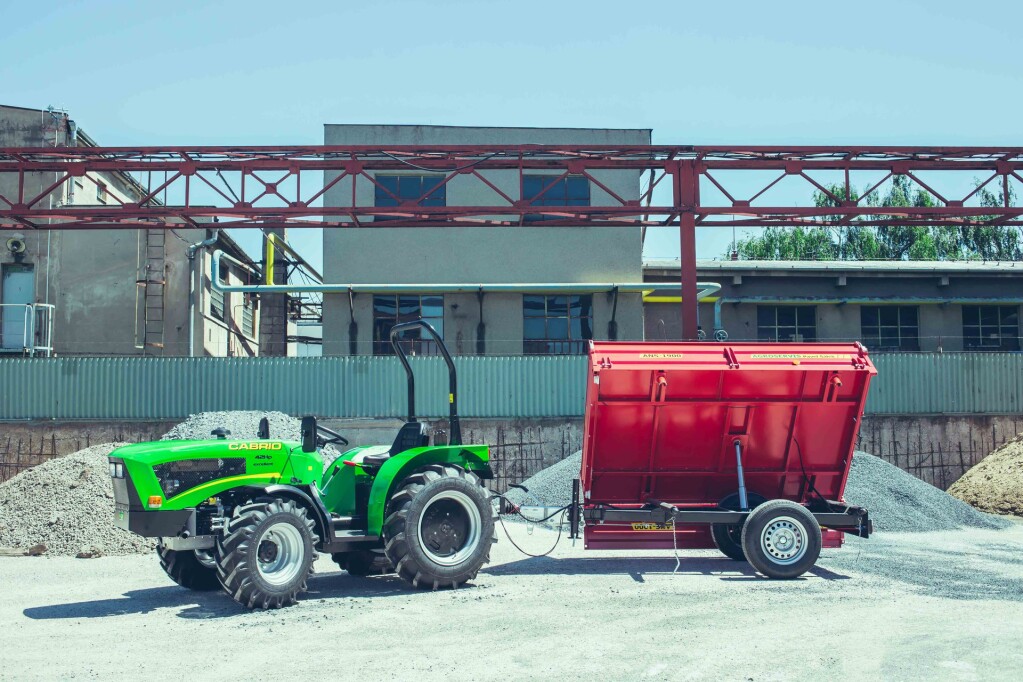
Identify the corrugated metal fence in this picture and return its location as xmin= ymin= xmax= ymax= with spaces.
xmin=0 ymin=352 xmax=1019 ymax=420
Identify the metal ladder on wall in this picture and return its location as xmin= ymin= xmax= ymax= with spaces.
xmin=134 ymin=228 xmax=166 ymax=354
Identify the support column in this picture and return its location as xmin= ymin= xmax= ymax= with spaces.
xmin=675 ymin=160 xmax=700 ymax=340
xmin=259 ymin=228 xmax=289 ymax=356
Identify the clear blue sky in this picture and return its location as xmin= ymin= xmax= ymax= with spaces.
xmin=3 ymin=0 xmax=1021 ymax=269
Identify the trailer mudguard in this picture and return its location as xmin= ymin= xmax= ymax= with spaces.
xmin=365 ymin=445 xmax=492 ymax=537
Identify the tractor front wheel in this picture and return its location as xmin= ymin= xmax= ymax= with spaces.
xmin=383 ymin=464 xmax=494 ymax=590
xmin=215 ymin=498 xmax=318 ymax=609
xmin=157 ymin=543 xmax=219 ymax=591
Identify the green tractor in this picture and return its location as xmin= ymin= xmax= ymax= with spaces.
xmin=108 ymin=321 xmax=496 ymax=609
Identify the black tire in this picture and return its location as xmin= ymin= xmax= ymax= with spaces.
xmin=740 ymin=499 xmax=822 ymax=579
xmin=157 ymin=543 xmax=220 ymax=591
xmin=333 ymin=549 xmax=391 ymax=576
xmin=383 ymin=464 xmax=495 ymax=590
xmin=710 ymin=491 xmax=766 ymax=562
xmin=215 ymin=498 xmax=319 ymax=609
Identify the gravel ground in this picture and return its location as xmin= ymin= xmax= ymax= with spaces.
xmin=949 ymin=435 xmax=1023 ymax=517
xmin=506 ymin=450 xmax=1011 ymax=533
xmin=1 ymin=522 xmax=1021 ymax=681
xmin=0 ymin=444 xmax=154 ymax=557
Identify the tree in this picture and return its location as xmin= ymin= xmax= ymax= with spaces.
xmin=731 ymin=175 xmax=1022 ymax=261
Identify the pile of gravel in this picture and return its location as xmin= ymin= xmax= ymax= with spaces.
xmin=0 ymin=443 xmax=155 ymax=556
xmin=843 ymin=451 xmax=1010 ymax=532
xmin=947 ymin=435 xmax=1023 ymax=517
xmin=504 ymin=451 xmax=581 ymax=507
xmin=162 ymin=411 xmax=303 ymax=442
xmin=502 ymin=449 xmax=1011 ymax=533
xmin=162 ymin=410 xmax=341 ymax=463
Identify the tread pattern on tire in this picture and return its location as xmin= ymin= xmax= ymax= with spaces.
xmin=214 ymin=498 xmax=318 ymax=609
xmin=157 ymin=544 xmax=220 ymax=591
xmin=739 ymin=499 xmax=822 ymax=580
xmin=382 ymin=464 xmax=494 ymax=590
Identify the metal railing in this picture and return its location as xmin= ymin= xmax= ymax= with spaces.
xmin=0 ymin=304 xmax=54 ymax=357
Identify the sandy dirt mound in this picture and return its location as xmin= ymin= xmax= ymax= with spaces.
xmin=948 ymin=435 xmax=1023 ymax=517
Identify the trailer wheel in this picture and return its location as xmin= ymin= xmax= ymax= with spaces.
xmin=157 ymin=543 xmax=220 ymax=591
xmin=740 ymin=500 xmax=821 ymax=579
xmin=710 ymin=491 xmax=766 ymax=561
xmin=215 ymin=498 xmax=318 ymax=609
xmin=333 ymin=549 xmax=391 ymax=576
xmin=383 ymin=464 xmax=495 ymax=590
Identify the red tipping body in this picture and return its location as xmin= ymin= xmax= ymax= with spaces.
xmin=580 ymin=342 xmax=876 ymax=550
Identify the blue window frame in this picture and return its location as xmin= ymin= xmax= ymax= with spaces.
xmin=523 ymin=294 xmax=593 ymax=355
xmin=374 ymin=175 xmax=446 ymax=221
xmin=522 ymin=175 xmax=589 ymax=221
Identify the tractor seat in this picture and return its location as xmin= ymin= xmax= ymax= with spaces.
xmin=351 ymin=422 xmax=430 ymax=469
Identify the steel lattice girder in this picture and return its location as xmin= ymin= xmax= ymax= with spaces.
xmin=1 ymin=145 xmax=1021 ymax=230
xmin=3 ymin=144 xmax=1021 ymax=341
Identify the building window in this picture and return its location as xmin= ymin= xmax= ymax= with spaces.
xmin=373 ymin=294 xmax=444 ymax=355
xmin=523 ymin=294 xmax=593 ymax=355
xmin=374 ymin=175 xmax=446 ymax=221
xmin=96 ymin=180 xmax=107 ymax=204
xmin=757 ymin=305 xmax=817 ymax=342
xmin=210 ymin=285 xmax=225 ymax=321
xmin=522 ymin=175 xmax=589 ymax=221
xmin=861 ymin=306 xmax=919 ymax=351
xmin=963 ymin=305 xmax=1020 ymax=351
xmin=242 ymin=295 xmax=256 ymax=338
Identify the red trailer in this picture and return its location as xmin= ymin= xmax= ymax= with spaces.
xmin=568 ymin=341 xmax=876 ymax=579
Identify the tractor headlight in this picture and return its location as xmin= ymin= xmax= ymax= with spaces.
xmin=109 ymin=462 xmax=124 ymax=478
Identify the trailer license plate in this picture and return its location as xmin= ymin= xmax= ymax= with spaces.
xmin=631 ymin=523 xmax=673 ymax=531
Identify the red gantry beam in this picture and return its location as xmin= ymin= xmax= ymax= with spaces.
xmin=2 ymin=144 xmax=1022 ymax=339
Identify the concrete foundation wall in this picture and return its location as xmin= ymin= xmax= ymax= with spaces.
xmin=6 ymin=413 xmax=1020 ymax=491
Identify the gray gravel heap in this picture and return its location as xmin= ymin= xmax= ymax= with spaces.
xmin=0 ymin=443 xmax=155 ymax=556
xmin=162 ymin=411 xmax=303 ymax=442
xmin=843 ymin=450 xmax=1010 ymax=532
xmin=504 ymin=451 xmax=582 ymax=507
xmin=162 ymin=410 xmax=341 ymax=464
xmin=502 ymin=449 xmax=1011 ymax=533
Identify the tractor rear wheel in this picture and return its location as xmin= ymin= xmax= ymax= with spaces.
xmin=215 ymin=498 xmax=318 ymax=609
xmin=383 ymin=464 xmax=494 ymax=590
xmin=740 ymin=499 xmax=822 ymax=579
xmin=157 ymin=543 xmax=219 ymax=591
xmin=710 ymin=491 xmax=766 ymax=561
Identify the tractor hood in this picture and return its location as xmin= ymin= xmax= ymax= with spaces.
xmin=112 ymin=439 xmax=303 ymax=464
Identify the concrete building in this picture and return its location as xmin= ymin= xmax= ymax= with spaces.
xmin=321 ymin=125 xmax=649 ymax=356
xmin=644 ymin=260 xmax=1023 ymax=352
xmin=0 ymin=104 xmax=261 ymax=357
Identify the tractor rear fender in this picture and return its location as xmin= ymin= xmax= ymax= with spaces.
xmin=366 ymin=445 xmax=492 ymax=537
xmin=237 ymin=484 xmax=332 ymax=549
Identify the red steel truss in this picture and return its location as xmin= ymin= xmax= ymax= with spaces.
xmin=2 ymin=144 xmax=1022 ymax=338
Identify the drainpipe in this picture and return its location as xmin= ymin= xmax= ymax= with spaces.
xmin=187 ymin=230 xmax=220 ymax=357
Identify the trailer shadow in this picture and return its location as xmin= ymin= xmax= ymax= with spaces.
xmin=483 ymin=555 xmax=850 ymax=582
xmin=21 ymin=570 xmax=415 ymax=621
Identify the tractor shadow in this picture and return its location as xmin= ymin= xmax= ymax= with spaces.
xmin=22 ymin=570 xmax=414 ymax=621
xmin=484 ymin=555 xmax=850 ymax=582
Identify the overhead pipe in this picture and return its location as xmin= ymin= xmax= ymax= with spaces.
xmin=211 ymin=250 xmax=722 ymax=299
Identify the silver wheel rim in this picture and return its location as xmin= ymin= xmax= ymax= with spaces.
xmin=760 ymin=516 xmax=808 ymax=565
xmin=194 ymin=549 xmax=216 ymax=569
xmin=256 ymin=522 xmax=305 ymax=586
xmin=417 ymin=490 xmax=482 ymax=567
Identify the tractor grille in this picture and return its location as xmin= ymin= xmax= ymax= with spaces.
xmin=153 ymin=458 xmax=246 ymax=500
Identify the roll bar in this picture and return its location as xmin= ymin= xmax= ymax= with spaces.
xmin=389 ymin=320 xmax=462 ymax=446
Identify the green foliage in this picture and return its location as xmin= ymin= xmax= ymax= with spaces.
xmin=731 ymin=175 xmax=1022 ymax=261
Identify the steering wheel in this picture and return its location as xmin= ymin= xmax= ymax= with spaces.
xmin=316 ymin=424 xmax=349 ymax=448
